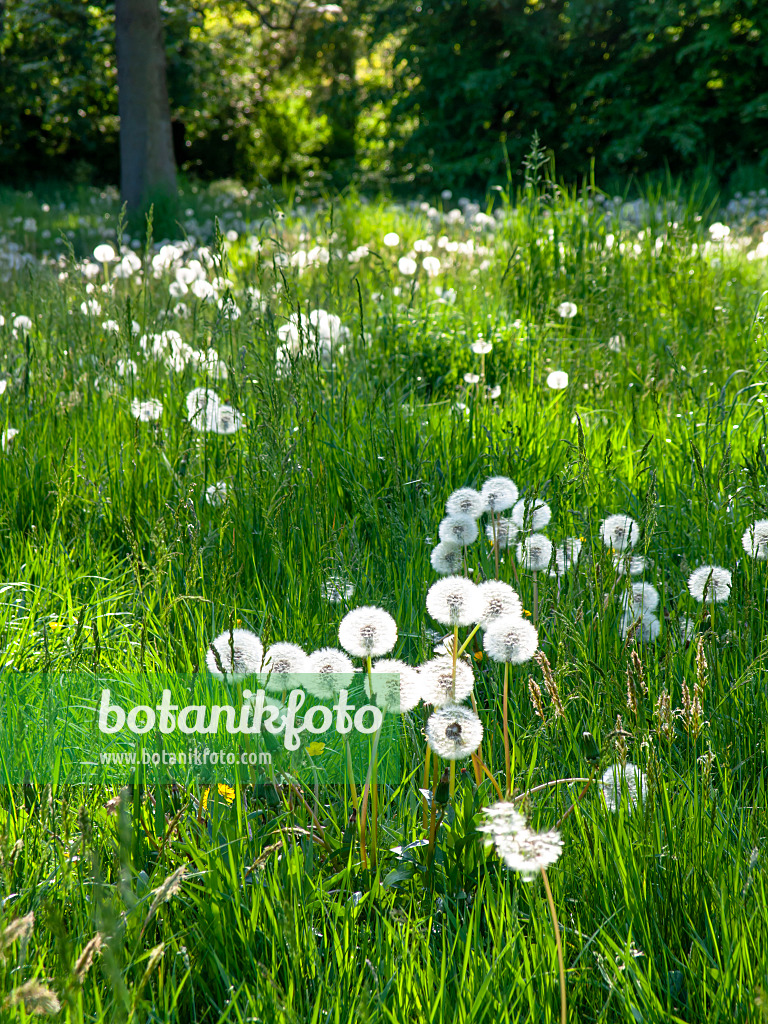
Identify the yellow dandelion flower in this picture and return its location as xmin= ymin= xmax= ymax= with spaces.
xmin=522 ymin=609 xmax=531 ymax=617
xmin=201 ymin=784 xmax=236 ymax=810
xmin=306 ymin=741 xmax=325 ymax=757
xmin=474 ymin=651 xmax=483 ymax=663
xmin=49 ymin=620 xmax=65 ymax=633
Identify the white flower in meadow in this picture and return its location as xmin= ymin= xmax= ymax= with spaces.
xmin=613 ymin=553 xmax=646 ymax=576
xmin=218 ymin=296 xmax=241 ymax=319
xmin=688 ymin=565 xmax=732 ymax=604
xmin=608 ymin=333 xmax=625 ymax=352
xmin=305 ymin=647 xmax=355 ymax=698
xmin=101 ymin=319 xmax=120 ymax=334
xmin=619 ymin=611 xmax=660 ymax=644
xmin=511 ymin=497 xmax=551 ymax=531
xmin=483 ymin=615 xmax=538 ymax=664
xmin=2 ymin=428 xmax=19 ymax=450
xmin=130 ymin=398 xmax=163 ymax=422
xmin=550 ymin=537 xmax=583 ymax=577
xmin=321 ymin=576 xmax=355 ymax=603
xmin=463 ymin=372 xmax=480 ymax=384
xmin=546 ymin=370 xmax=569 ymax=390
xmin=426 ymin=704 xmax=483 ymax=760
xmin=471 ymin=339 xmax=493 ymax=355
xmin=478 ymin=802 xmax=562 ymax=880
xmin=94 ymin=243 xmax=116 ymax=263
xmin=369 ymin=659 xmax=422 ymax=713
xmin=481 ymin=476 xmax=518 ymax=512
xmin=207 ymin=628 xmax=264 ymax=677
xmin=0 ymin=379 xmax=6 ymax=396
xmin=435 ymin=286 xmax=457 ymax=304
xmin=600 ymin=513 xmax=639 ymax=552
xmin=210 ymin=404 xmax=244 ymax=435
xmin=191 ymin=279 xmax=216 ymax=301
xmin=430 ymin=541 xmax=464 ymax=576
xmin=422 ymin=256 xmax=441 ymax=277
xmin=557 ymin=301 xmax=578 ymax=318
xmin=169 ymin=281 xmax=188 ymax=299
xmin=338 ymin=606 xmax=398 ymax=658
xmin=13 ymin=315 xmax=32 ymax=331
xmin=679 ymin=616 xmax=696 ymax=642
xmin=426 ymin=575 xmax=482 ymax=627
xmin=0 ymin=315 xmax=4 ymax=326
xmin=262 ymin=642 xmax=310 ymax=692
xmin=600 ymin=763 xmax=647 ymax=812
xmin=486 ymin=384 xmax=502 ymax=399
xmin=205 ymin=481 xmax=228 ymax=507
xmin=186 ymin=387 xmax=220 ymax=430
xmin=398 ymin=256 xmax=417 ymax=275
xmin=446 ymin=487 xmax=485 ymax=519
xmin=80 ymin=299 xmax=101 ymax=316
xmin=413 ymin=239 xmax=433 ymax=253
xmin=383 ymin=232 xmax=400 ymax=247
xmin=621 ymin=582 xmax=660 ymax=615
xmin=476 ymin=580 xmax=522 ymax=629
xmin=420 ymin=657 xmax=475 ymax=706
xmin=742 ymin=520 xmax=768 ymax=560
xmin=516 ymin=533 xmax=553 ymax=572
xmin=485 ymin=516 xmax=518 ymax=549
xmin=439 ymin=514 xmax=479 ymax=546
xmin=708 ymin=222 xmax=730 ymax=241
xmin=194 ymin=347 xmax=228 ymax=380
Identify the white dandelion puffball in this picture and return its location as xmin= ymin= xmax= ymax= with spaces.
xmin=370 ymin=659 xmax=422 ymax=713
xmin=471 ymin=339 xmax=493 ymax=355
xmin=205 ymin=482 xmax=228 ymax=507
xmin=305 ymin=647 xmax=356 ymax=698
xmin=338 ymin=606 xmax=398 ymax=658
xmin=463 ymin=372 xmax=480 ymax=385
xmin=679 ymin=616 xmax=696 ymax=643
xmin=613 ymin=553 xmax=646 ymax=577
xmin=688 ymin=565 xmax=732 ymax=604
xmin=550 ymin=537 xmax=583 ymax=577
xmin=439 ymin=514 xmax=479 ymax=547
xmin=426 ymin=704 xmax=484 ymax=760
xmin=383 ymin=232 xmax=400 ymax=247
xmin=321 ymin=576 xmax=355 ymax=603
xmin=557 ymin=301 xmax=578 ymax=319
xmin=481 ymin=476 xmax=518 ymax=512
xmin=420 ymin=657 xmax=475 ymax=706
xmin=210 ymin=404 xmax=244 ymax=435
xmin=620 ymin=582 xmax=660 ymax=615
xmin=430 ymin=542 xmax=464 ymax=576
xmin=476 ymin=580 xmax=522 ymax=629
xmin=398 ymin=256 xmax=417 ymax=275
xmin=511 ymin=497 xmax=551 ymax=531
xmin=0 ymin=379 xmax=6 ymax=397
xmin=94 ymin=243 xmax=116 ymax=264
xmin=207 ymin=629 xmax=264 ymax=677
xmin=485 ymin=516 xmax=518 ymax=550
xmin=478 ymin=802 xmax=562 ymax=880
xmin=742 ymin=520 xmax=768 ymax=560
xmin=483 ymin=615 xmax=539 ymax=664
xmin=600 ymin=763 xmax=647 ymax=813
xmin=608 ymin=333 xmax=625 ymax=352
xmin=262 ymin=642 xmax=310 ymax=693
xmin=130 ymin=398 xmax=163 ymax=422
xmin=426 ymin=575 xmax=482 ymax=627
xmin=600 ymin=514 xmax=639 ymax=552
xmin=546 ymin=370 xmax=569 ymax=390
xmin=446 ymin=487 xmax=486 ymax=519
xmin=186 ymin=387 xmax=220 ymax=430
xmin=2 ymin=428 xmax=19 ymax=450
xmin=619 ymin=611 xmax=661 ymax=644
xmin=516 ymin=533 xmax=553 ymax=573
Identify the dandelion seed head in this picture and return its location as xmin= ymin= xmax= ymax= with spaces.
xmin=445 ymin=487 xmax=486 ymax=519
xmin=130 ymin=398 xmax=163 ymax=422
xmin=205 ymin=481 xmax=228 ymax=507
xmin=483 ymin=615 xmax=539 ymax=664
xmin=370 ymin=658 xmax=422 ymax=713
xmin=471 ymin=339 xmax=493 ymax=355
xmin=546 ymin=370 xmax=569 ymax=390
xmin=516 ymin=533 xmax=553 ymax=572
xmin=207 ymin=628 xmax=264 ymax=677
xmin=480 ymin=476 xmax=518 ymax=512
xmin=305 ymin=647 xmax=355 ymax=698
xmin=557 ymin=301 xmax=578 ymax=319
xmin=742 ymin=520 xmax=768 ymax=560
xmin=420 ymin=656 xmax=475 ymax=706
xmin=511 ymin=497 xmax=552 ymax=531
xmin=338 ymin=606 xmax=398 ymax=658
xmin=600 ymin=762 xmax=647 ymax=812
xmin=688 ymin=564 xmax=732 ymax=603
xmin=550 ymin=537 xmax=583 ymax=577
xmin=262 ymin=642 xmax=310 ymax=692
xmin=438 ymin=514 xmax=479 ymax=546
xmin=321 ymin=576 xmax=355 ymax=603
xmin=485 ymin=516 xmax=518 ymax=549
xmin=210 ymin=404 xmax=244 ymax=435
xmin=619 ymin=612 xmax=661 ymax=644
xmin=479 ymin=801 xmax=562 ymax=880
xmin=613 ymin=553 xmax=646 ymax=577
xmin=430 ymin=541 xmax=464 ymax=576
xmin=426 ymin=575 xmax=482 ymax=627
xmin=476 ymin=580 xmax=522 ymax=629
xmin=600 ymin=514 xmax=639 ymax=552
xmin=425 ymin=704 xmax=483 ymax=759
xmin=621 ymin=582 xmax=660 ymax=615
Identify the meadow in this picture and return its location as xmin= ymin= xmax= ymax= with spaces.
xmin=0 ymin=164 xmax=767 ymax=1022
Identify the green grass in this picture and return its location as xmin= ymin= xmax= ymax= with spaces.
xmin=0 ymin=169 xmax=767 ymax=1022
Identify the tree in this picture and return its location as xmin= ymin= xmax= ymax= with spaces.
xmin=115 ymin=0 xmax=177 ymax=212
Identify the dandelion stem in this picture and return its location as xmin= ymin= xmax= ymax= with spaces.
xmin=533 ymin=570 xmax=539 ymax=624
xmin=493 ymin=512 xmax=500 ymax=580
xmin=451 ymin=624 xmax=459 ymax=700
xmin=358 ymin=721 xmax=383 ymax=868
xmin=469 ymin=693 xmax=484 ymax=785
xmin=422 ymin=740 xmax=431 ymax=830
xmin=471 ymin=753 xmax=504 ymax=800
xmin=449 ymin=759 xmax=456 ymax=798
xmin=503 ymin=660 xmax=511 ymax=797
xmin=540 ymin=867 xmax=567 ymax=1024
xmin=456 ymin=623 xmax=481 ymax=659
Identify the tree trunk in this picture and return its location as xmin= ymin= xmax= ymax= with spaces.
xmin=115 ymin=0 xmax=177 ymax=212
